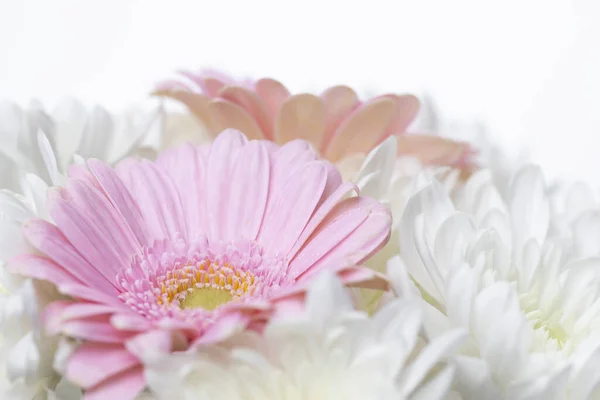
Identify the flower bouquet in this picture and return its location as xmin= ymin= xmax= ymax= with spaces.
xmin=1 ymin=69 xmax=599 ymax=400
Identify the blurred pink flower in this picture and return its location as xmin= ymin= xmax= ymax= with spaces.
xmin=156 ymin=69 xmax=476 ymax=171
xmin=11 ymin=129 xmax=390 ymax=400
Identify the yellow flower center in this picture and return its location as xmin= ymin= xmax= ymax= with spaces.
xmin=179 ymin=287 xmax=234 ymax=310
xmin=156 ymin=261 xmax=257 ymax=310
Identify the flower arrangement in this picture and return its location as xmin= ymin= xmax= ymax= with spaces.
xmin=1 ymin=69 xmax=599 ymax=400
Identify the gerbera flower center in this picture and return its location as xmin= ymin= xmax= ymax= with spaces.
xmin=117 ymin=237 xmax=290 ymax=322
xmin=156 ymin=260 xmax=257 ymax=311
xmin=179 ymin=287 xmax=233 ymax=311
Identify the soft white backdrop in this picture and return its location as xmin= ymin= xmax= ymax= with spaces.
xmin=1 ymin=0 xmax=599 ymax=182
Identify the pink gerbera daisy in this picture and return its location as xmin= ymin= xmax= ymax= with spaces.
xmin=10 ymin=129 xmax=391 ymax=400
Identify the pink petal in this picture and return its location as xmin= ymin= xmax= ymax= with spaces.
xmin=66 ymin=343 xmax=139 ymax=389
xmin=83 ymin=366 xmax=145 ymax=400
xmin=325 ymin=98 xmax=396 ymax=161
xmin=269 ymin=267 xmax=388 ymax=318
xmin=224 ymin=141 xmax=270 ymax=241
xmin=23 ymin=219 xmax=118 ymax=294
xmin=223 ymin=301 xmax=272 ymax=314
xmin=155 ymin=318 xmax=197 ymax=332
xmin=65 ymin=178 xmax=141 ymax=262
xmin=274 ymin=94 xmax=326 ymax=148
xmin=67 ymin=164 xmax=102 ymax=190
xmin=268 ymin=293 xmax=307 ymax=319
xmin=59 ymin=302 xmax=121 ymax=321
xmin=88 ymin=159 xmax=151 ymax=246
xmin=258 ymin=161 xmax=328 ymax=255
xmin=320 ymin=85 xmax=359 ymax=152
xmin=190 ymin=311 xmax=248 ymax=347
xmin=321 ymin=161 xmax=344 ymax=201
xmin=156 ymin=144 xmax=208 ymax=238
xmin=287 ymin=181 xmax=357 ymax=259
xmin=254 ymin=78 xmax=291 ymax=120
xmin=110 ymin=313 xmax=153 ymax=331
xmin=217 ymin=302 xmax=272 ymax=331
xmin=258 ymin=141 xmax=319 ymax=228
xmin=205 ymin=129 xmax=248 ymax=242
xmin=62 ymin=318 xmax=135 ymax=343
xmin=44 ymin=301 xmax=75 ymax=335
xmin=125 ymin=329 xmax=183 ymax=360
xmin=208 ymin=99 xmax=265 ymax=140
xmin=58 ymin=283 xmax=124 ymax=306
xmin=49 ymin=197 xmax=129 ymax=285
xmin=47 ymin=187 xmax=69 ymax=205
xmin=270 ymin=139 xmax=319 ymax=184
xmin=9 ymin=254 xmax=82 ymax=286
xmin=116 ymin=160 xmax=186 ymax=242
xmin=219 ymin=85 xmax=274 ymax=140
xmin=289 ymin=197 xmax=391 ymax=278
xmin=265 ymin=139 xmax=319 ymax=223
xmin=331 ymin=265 xmax=389 ymax=290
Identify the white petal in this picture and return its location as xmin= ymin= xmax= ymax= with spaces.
xmin=305 ymin=271 xmax=354 ymax=329
xmin=355 ymin=136 xmax=397 ymax=198
xmin=508 ymin=165 xmax=550 ymax=249
xmin=399 ymin=329 xmax=466 ymax=396
xmin=36 ymin=130 xmax=62 ymax=186
xmin=409 ymin=365 xmax=455 ymax=400
xmin=400 ymin=182 xmax=454 ymax=303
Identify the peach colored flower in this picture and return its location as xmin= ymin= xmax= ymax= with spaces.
xmin=155 ymin=69 xmax=476 ymax=172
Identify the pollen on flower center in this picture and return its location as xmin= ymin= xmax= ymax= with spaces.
xmin=157 ymin=260 xmax=257 ymax=309
xmin=117 ymin=237 xmax=290 ymax=321
xmin=179 ymin=287 xmax=233 ymax=310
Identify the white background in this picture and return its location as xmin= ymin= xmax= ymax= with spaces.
xmin=1 ymin=0 xmax=600 ymax=183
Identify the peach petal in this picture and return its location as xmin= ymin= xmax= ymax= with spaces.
xmin=396 ymin=135 xmax=473 ymax=166
xmin=154 ymin=90 xmax=217 ymax=135
xmin=219 ymin=85 xmax=274 ymax=140
xmin=275 ymin=94 xmax=325 ymax=148
xmin=382 ymin=94 xmax=421 ymax=137
xmin=201 ymin=76 xmax=228 ymax=97
xmin=321 ymin=85 xmax=359 ymax=152
xmin=208 ymin=99 xmax=265 ymax=140
xmin=255 ymin=78 xmax=291 ymax=120
xmin=325 ymin=98 xmax=396 ymax=162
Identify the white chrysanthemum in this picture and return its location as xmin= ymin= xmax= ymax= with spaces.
xmin=0 ymin=99 xmax=160 ymax=188
xmin=350 ymin=137 xmax=461 ymax=311
xmin=547 ymin=179 xmax=600 ymax=261
xmin=143 ymin=271 xmax=465 ymax=400
xmin=354 ymin=137 xmax=461 ymax=229
xmin=394 ymin=165 xmax=600 ymax=399
xmin=0 ymin=99 xmax=159 ymax=398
